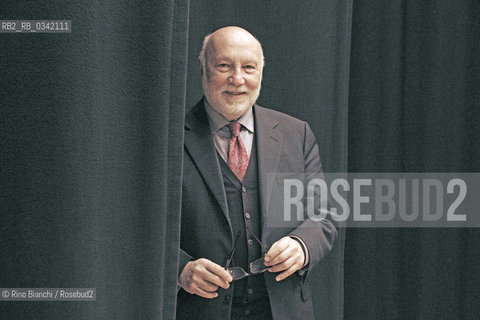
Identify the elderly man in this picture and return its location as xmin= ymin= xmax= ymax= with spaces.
xmin=177 ymin=26 xmax=337 ymax=320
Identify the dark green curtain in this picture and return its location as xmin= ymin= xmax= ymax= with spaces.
xmin=1 ymin=1 xmax=189 ymax=319
xmin=345 ymin=1 xmax=480 ymax=319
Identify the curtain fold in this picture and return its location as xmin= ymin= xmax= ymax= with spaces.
xmin=1 ymin=1 xmax=189 ymax=319
xmin=345 ymin=1 xmax=480 ymax=319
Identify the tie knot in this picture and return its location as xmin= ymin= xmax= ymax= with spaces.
xmin=228 ymin=122 xmax=241 ymax=138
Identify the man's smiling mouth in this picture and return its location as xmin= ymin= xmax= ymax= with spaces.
xmin=225 ymin=91 xmax=246 ymax=96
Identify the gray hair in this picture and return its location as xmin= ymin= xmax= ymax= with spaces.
xmin=198 ymin=33 xmax=213 ymax=73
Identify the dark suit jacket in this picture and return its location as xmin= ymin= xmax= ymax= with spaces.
xmin=177 ymin=99 xmax=337 ymax=320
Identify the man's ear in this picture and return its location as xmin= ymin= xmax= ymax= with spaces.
xmin=197 ymin=59 xmax=203 ymax=76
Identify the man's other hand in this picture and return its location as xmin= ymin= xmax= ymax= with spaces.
xmin=178 ymin=258 xmax=233 ymax=299
xmin=264 ymin=237 xmax=305 ymax=281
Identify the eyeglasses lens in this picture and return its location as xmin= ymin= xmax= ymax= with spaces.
xmin=249 ymin=257 xmax=269 ymax=274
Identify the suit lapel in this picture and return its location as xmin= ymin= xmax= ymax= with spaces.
xmin=184 ymin=102 xmax=283 ymax=238
xmin=254 ymin=105 xmax=283 ymax=225
xmin=184 ymin=100 xmax=230 ymax=220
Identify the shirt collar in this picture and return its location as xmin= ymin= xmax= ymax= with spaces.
xmin=204 ymin=97 xmax=255 ymax=134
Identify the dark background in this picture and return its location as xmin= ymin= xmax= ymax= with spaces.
xmin=1 ymin=0 xmax=479 ymax=319
xmin=346 ymin=1 xmax=480 ymax=319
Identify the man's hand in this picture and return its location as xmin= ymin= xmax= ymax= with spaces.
xmin=264 ymin=237 xmax=305 ymax=281
xmin=178 ymin=258 xmax=233 ymax=299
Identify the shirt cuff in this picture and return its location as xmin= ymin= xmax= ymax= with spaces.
xmin=289 ymin=235 xmax=309 ymax=268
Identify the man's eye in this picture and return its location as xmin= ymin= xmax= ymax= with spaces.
xmin=216 ymin=64 xmax=230 ymax=71
xmin=244 ymin=65 xmax=255 ymax=69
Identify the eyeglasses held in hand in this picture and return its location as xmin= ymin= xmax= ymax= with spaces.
xmin=224 ymin=230 xmax=270 ymax=281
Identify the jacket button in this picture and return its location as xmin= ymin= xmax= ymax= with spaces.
xmin=245 ymin=212 xmax=251 ymax=219
xmin=248 ymin=239 xmax=254 ymax=245
xmin=223 ymin=295 xmax=231 ymax=305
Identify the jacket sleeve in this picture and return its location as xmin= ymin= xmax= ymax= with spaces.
xmin=177 ymin=248 xmax=193 ymax=288
xmin=288 ymin=122 xmax=338 ymax=275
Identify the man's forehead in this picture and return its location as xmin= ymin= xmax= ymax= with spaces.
xmin=209 ymin=48 xmax=261 ymax=61
xmin=207 ymin=37 xmax=262 ymax=61
xmin=210 ymin=37 xmax=260 ymax=51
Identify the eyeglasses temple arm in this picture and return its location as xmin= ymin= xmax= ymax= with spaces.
xmin=225 ymin=231 xmax=241 ymax=269
xmin=246 ymin=224 xmax=266 ymax=254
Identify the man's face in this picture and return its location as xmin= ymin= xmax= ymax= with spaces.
xmin=202 ymin=29 xmax=263 ymax=121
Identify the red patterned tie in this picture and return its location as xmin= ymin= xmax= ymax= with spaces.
xmin=228 ymin=122 xmax=249 ymax=182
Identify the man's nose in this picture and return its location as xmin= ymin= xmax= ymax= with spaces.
xmin=229 ymin=68 xmax=245 ymax=86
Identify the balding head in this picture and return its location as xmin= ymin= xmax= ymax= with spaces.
xmin=199 ymin=26 xmax=264 ymax=78
xmin=198 ymin=26 xmax=264 ymax=121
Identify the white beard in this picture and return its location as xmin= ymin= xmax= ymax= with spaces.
xmin=202 ymin=76 xmax=261 ymax=121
